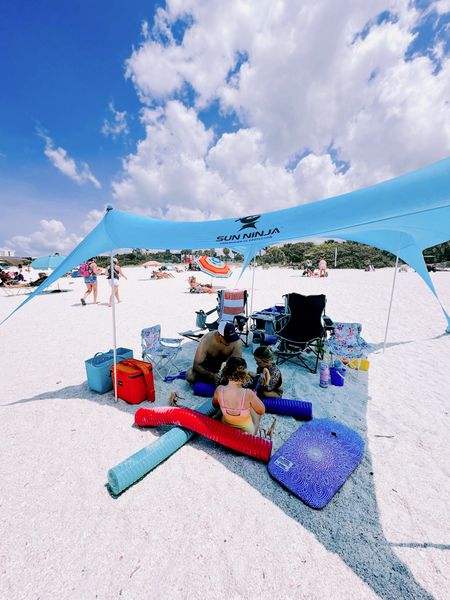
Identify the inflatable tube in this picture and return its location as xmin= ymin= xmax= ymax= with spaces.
xmin=135 ymin=407 xmax=272 ymax=462
xmin=262 ymin=398 xmax=312 ymax=420
xmin=107 ymin=399 xmax=217 ymax=495
xmin=193 ymin=381 xmax=216 ymax=397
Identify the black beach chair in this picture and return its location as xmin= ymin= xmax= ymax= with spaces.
xmin=274 ymin=292 xmax=334 ymax=373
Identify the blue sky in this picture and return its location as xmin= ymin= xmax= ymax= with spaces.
xmin=0 ymin=1 xmax=158 ymax=242
xmin=1 ymin=0 xmax=449 ymax=256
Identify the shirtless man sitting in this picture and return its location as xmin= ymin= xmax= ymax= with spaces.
xmin=185 ymin=321 xmax=242 ymax=385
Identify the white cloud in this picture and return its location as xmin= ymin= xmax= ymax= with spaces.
xmin=81 ymin=209 xmax=105 ymax=234
xmin=101 ymin=102 xmax=129 ymax=139
xmin=37 ymin=129 xmax=101 ymax=188
xmin=114 ymin=0 xmax=450 ymax=221
xmin=112 ymin=101 xmax=223 ymax=218
xmin=433 ymin=1 xmax=450 ymax=15
xmin=6 ymin=219 xmax=82 ymax=257
xmin=293 ymin=154 xmax=351 ymax=202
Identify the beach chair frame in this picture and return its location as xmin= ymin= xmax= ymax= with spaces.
xmin=179 ymin=289 xmax=249 ymax=346
xmin=141 ymin=325 xmax=183 ymax=379
xmin=274 ymin=292 xmax=334 ymax=373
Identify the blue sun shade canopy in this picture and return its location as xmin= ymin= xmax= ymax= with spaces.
xmin=3 ymin=157 xmax=450 ymax=329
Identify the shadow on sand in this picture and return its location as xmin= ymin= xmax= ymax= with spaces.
xmin=5 ymin=341 xmax=437 ymax=600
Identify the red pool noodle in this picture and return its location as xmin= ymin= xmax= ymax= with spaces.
xmin=135 ymin=407 xmax=272 ymax=462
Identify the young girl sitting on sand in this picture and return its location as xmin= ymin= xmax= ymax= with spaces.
xmin=212 ymin=357 xmax=266 ymax=435
xmin=251 ymin=346 xmax=283 ymax=398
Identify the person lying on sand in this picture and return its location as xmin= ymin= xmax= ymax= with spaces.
xmin=2 ymin=272 xmax=48 ymax=288
xmin=185 ymin=321 xmax=242 ymax=385
xmin=188 ymin=275 xmax=214 ymax=293
xmin=152 ymin=270 xmax=174 ymax=279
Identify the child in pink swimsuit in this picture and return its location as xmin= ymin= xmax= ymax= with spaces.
xmin=213 ymin=357 xmax=266 ymax=434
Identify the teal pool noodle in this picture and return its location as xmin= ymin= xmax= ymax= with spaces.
xmin=107 ymin=399 xmax=217 ymax=495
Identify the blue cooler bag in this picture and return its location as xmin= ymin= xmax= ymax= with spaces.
xmin=85 ymin=348 xmax=133 ymax=393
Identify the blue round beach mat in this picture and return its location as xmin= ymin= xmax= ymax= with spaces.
xmin=268 ymin=419 xmax=364 ymax=509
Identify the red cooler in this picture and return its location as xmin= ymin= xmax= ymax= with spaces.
xmin=111 ymin=359 xmax=155 ymax=404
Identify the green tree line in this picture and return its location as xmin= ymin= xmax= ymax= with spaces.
xmin=88 ymin=240 xmax=450 ymax=270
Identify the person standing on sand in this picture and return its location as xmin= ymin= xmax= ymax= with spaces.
xmin=108 ymin=257 xmax=127 ymax=306
xmin=81 ymin=258 xmax=103 ymax=305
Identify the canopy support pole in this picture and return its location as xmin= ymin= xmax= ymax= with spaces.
xmin=383 ymin=250 xmax=400 ymax=353
xmin=110 ymin=251 xmax=118 ymax=402
xmin=249 ymin=253 xmax=257 ymax=320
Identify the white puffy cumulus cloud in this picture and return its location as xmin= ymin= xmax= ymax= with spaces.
xmin=433 ymin=0 xmax=450 ymax=15
xmin=81 ymin=209 xmax=105 ymax=234
xmin=101 ymin=102 xmax=129 ymax=140
xmin=115 ymin=0 xmax=450 ymax=221
xmin=112 ymin=101 xmax=304 ymax=219
xmin=8 ymin=210 xmax=110 ymax=256
xmin=6 ymin=219 xmax=82 ymax=257
xmin=37 ymin=129 xmax=101 ymax=188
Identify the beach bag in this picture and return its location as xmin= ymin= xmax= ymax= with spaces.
xmin=111 ymin=359 xmax=155 ymax=404
xmin=195 ymin=310 xmax=207 ymax=328
xmin=79 ymin=262 xmax=91 ymax=277
xmin=85 ymin=347 xmax=133 ymax=393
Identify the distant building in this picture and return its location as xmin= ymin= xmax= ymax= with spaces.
xmin=0 ymin=248 xmax=15 ymax=257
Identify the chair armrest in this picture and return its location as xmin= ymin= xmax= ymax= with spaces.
xmin=323 ymin=315 xmax=334 ymax=330
xmin=161 ymin=337 xmax=183 ymax=346
xmin=274 ymin=313 xmax=290 ymax=332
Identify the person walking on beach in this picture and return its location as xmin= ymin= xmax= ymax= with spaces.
xmin=80 ymin=258 xmax=102 ymax=305
xmin=108 ymin=257 xmax=127 ymax=306
xmin=185 ymin=321 xmax=242 ymax=385
xmin=213 ymin=356 xmax=266 ymax=434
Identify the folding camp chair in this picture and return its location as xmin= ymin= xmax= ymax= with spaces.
xmin=180 ymin=289 xmax=250 ymax=346
xmin=141 ymin=325 xmax=183 ymax=379
xmin=323 ymin=322 xmax=369 ymax=377
xmin=274 ymin=292 xmax=334 ymax=373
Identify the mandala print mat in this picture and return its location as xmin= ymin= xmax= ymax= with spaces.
xmin=268 ymin=419 xmax=364 ymax=509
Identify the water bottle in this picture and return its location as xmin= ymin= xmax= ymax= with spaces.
xmin=319 ymin=360 xmax=329 ymax=388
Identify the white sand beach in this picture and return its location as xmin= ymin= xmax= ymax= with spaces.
xmin=0 ymin=266 xmax=449 ymax=600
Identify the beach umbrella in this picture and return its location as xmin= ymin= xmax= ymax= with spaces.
xmin=30 ymin=254 xmax=66 ymax=291
xmin=142 ymin=260 xmax=162 ymax=268
xmin=196 ymin=256 xmax=232 ymax=278
xmin=31 ymin=254 xmax=66 ymax=270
